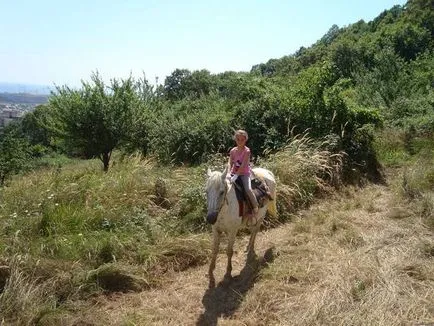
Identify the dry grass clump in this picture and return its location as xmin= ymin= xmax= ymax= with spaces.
xmin=262 ymin=134 xmax=344 ymax=219
xmin=85 ymin=263 xmax=151 ymax=293
xmin=150 ymin=235 xmax=211 ymax=273
xmin=0 ymin=256 xmax=57 ymax=325
xmin=0 ymin=235 xmax=212 ymax=324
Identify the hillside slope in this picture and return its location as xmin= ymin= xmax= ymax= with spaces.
xmin=51 ymin=170 xmax=434 ymax=326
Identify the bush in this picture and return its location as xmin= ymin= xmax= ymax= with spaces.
xmin=0 ymin=124 xmax=31 ymax=185
xmin=148 ymin=97 xmax=233 ymax=164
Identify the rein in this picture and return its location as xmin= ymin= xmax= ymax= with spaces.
xmin=216 ymin=178 xmax=230 ymax=217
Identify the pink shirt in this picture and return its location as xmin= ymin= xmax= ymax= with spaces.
xmin=230 ymin=146 xmax=251 ymax=176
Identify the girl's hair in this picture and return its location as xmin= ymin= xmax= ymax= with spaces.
xmin=234 ymin=129 xmax=248 ymax=140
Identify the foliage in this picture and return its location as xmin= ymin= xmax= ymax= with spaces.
xmin=148 ymin=95 xmax=233 ymax=164
xmin=19 ymin=104 xmax=56 ymax=150
xmin=0 ymin=124 xmax=30 ymax=185
xmin=48 ymin=73 xmax=142 ymax=171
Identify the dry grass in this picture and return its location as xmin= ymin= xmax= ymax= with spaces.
xmin=261 ymin=134 xmax=344 ymax=221
xmin=38 ymin=179 xmax=433 ymax=325
xmin=210 ymin=184 xmax=434 ymax=326
xmin=248 ymin=186 xmax=434 ymax=326
xmin=0 ymin=256 xmax=56 ymax=325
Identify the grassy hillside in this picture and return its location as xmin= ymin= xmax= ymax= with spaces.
xmin=0 ymin=132 xmax=432 ymax=325
xmin=73 ymin=164 xmax=433 ymax=326
xmin=0 ymin=133 xmax=434 ymax=325
xmin=0 ymin=135 xmax=354 ymax=324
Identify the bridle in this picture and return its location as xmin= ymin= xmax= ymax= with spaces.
xmin=215 ymin=177 xmax=230 ymax=218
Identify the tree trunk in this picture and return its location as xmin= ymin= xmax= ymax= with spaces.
xmin=102 ymin=151 xmax=111 ymax=172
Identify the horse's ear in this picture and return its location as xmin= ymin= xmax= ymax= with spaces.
xmin=207 ymin=168 xmax=212 ymax=177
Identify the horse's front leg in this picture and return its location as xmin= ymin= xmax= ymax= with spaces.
xmin=208 ymin=228 xmax=220 ymax=288
xmin=224 ymin=232 xmax=236 ymax=280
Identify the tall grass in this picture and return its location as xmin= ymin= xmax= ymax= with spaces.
xmin=261 ymin=134 xmax=344 ymax=221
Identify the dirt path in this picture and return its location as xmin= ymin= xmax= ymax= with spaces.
xmin=71 ymin=181 xmax=434 ymax=326
xmin=74 ymin=227 xmax=280 ymax=325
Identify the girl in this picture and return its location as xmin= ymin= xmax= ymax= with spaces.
xmin=227 ymin=129 xmax=259 ymax=216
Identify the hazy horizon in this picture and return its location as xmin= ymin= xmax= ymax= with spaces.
xmin=0 ymin=82 xmax=52 ymax=95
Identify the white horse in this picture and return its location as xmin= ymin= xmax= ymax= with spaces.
xmin=205 ymin=167 xmax=277 ymax=287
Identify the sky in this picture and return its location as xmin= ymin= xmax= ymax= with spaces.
xmin=1 ymin=0 xmax=406 ymax=88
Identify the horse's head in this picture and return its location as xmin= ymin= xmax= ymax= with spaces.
xmin=205 ymin=167 xmax=228 ymax=225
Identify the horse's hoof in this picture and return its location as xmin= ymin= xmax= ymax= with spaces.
xmin=221 ymin=274 xmax=232 ymax=287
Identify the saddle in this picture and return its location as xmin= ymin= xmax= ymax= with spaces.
xmin=233 ymin=174 xmax=273 ymax=217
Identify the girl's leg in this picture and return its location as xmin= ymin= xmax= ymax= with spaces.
xmin=240 ymin=175 xmax=258 ymax=212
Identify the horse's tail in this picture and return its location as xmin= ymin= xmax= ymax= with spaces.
xmin=252 ymin=167 xmax=278 ymax=218
xmin=266 ymin=188 xmax=277 ymax=218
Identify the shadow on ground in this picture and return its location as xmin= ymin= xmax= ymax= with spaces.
xmin=196 ymin=247 xmax=275 ymax=326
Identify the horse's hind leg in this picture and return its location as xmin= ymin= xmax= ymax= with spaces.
xmin=208 ymin=229 xmax=220 ymax=288
xmin=246 ymin=224 xmax=261 ymax=260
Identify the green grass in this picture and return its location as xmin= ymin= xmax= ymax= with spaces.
xmin=376 ymin=128 xmax=434 ymax=230
xmin=374 ymin=128 xmax=434 ymax=168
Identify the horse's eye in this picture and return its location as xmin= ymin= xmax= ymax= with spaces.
xmin=219 ymin=191 xmax=224 ymax=196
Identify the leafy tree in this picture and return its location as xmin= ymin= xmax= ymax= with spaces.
xmin=148 ymin=96 xmax=233 ymax=164
xmin=369 ymin=5 xmax=403 ymax=32
xmin=122 ymin=76 xmax=156 ymax=155
xmin=320 ymin=24 xmax=341 ymax=45
xmin=186 ymin=69 xmax=216 ymax=99
xmin=163 ymin=69 xmax=216 ymax=101
xmin=405 ymin=0 xmax=434 ymax=38
xmin=355 ymin=48 xmax=405 ymax=108
xmin=163 ymin=69 xmax=192 ymax=101
xmin=384 ymin=22 xmax=431 ymax=60
xmin=0 ymin=124 xmax=30 ymax=185
xmin=251 ymin=59 xmax=278 ymax=77
xmin=20 ymin=104 xmax=57 ymax=151
xmin=49 ymin=73 xmax=139 ymax=171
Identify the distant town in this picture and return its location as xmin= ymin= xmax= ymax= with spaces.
xmin=0 ymin=92 xmax=49 ymax=128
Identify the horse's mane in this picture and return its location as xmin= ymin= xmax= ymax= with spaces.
xmin=206 ymin=170 xmax=225 ymax=184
